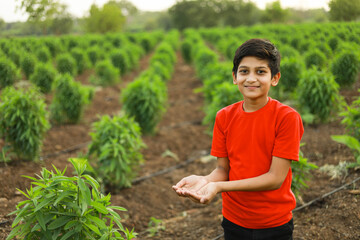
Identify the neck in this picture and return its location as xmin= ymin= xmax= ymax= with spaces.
xmin=243 ymin=97 xmax=269 ymax=112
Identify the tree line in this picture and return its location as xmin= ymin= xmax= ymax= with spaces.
xmin=0 ymin=0 xmax=359 ymax=36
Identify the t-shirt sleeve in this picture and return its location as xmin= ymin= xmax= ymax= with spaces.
xmin=272 ymin=111 xmax=304 ymax=161
xmin=210 ymin=110 xmax=228 ymax=158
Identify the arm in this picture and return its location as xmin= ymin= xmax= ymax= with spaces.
xmin=190 ymin=156 xmax=292 ymax=204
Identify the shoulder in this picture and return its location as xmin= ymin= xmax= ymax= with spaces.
xmin=270 ymin=98 xmax=301 ymax=118
xmin=216 ymin=101 xmax=243 ymax=119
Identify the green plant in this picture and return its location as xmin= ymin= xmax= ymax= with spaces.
xmin=279 ymin=57 xmax=304 ymax=92
xmin=340 ymin=93 xmax=360 ymax=141
xmin=86 ymin=46 xmax=103 ymax=66
xmin=140 ymin=35 xmax=153 ymax=53
xmin=328 ymin=36 xmax=339 ymax=51
xmin=90 ymin=60 xmax=120 ymax=86
xmin=297 ymin=67 xmax=341 ymax=123
xmin=146 ymin=61 xmax=171 ymax=82
xmin=8 ymin=47 xmax=21 ymax=67
xmin=0 ymin=86 xmax=50 ymax=161
xmin=110 ymin=49 xmax=130 ymax=76
xmin=146 ymin=217 xmax=165 ymax=237
xmin=56 ymin=53 xmax=77 ymax=76
xmin=0 ymin=57 xmax=19 ymax=88
xmin=278 ymin=45 xmax=300 ymax=59
xmin=50 ymin=74 xmax=93 ymax=124
xmin=304 ymin=48 xmax=327 ymax=69
xmin=331 ymin=51 xmax=360 ymax=87
xmin=181 ymin=40 xmax=192 ymax=63
xmin=30 ymin=63 xmax=57 ymax=93
xmin=121 ymin=75 xmax=167 ymax=135
xmin=291 ymin=145 xmax=318 ymax=198
xmin=35 ymin=47 xmax=51 ymax=63
xmin=71 ymin=48 xmax=90 ymax=75
xmin=7 ymin=158 xmax=136 ymax=240
xmin=20 ymin=53 xmax=37 ymax=79
xmin=87 ymin=114 xmax=145 ymax=188
xmin=194 ymin=48 xmax=218 ymax=80
xmin=203 ymin=82 xmax=242 ymax=133
xmin=331 ymin=135 xmax=360 ymax=169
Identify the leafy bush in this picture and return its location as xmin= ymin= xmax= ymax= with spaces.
xmin=71 ymin=47 xmax=90 ymax=75
xmin=297 ymin=67 xmax=341 ymax=123
xmin=30 ymin=63 xmax=57 ymax=93
xmin=155 ymin=43 xmax=176 ymax=65
xmin=0 ymin=57 xmax=20 ymax=88
xmin=194 ymin=48 xmax=218 ymax=80
xmin=0 ymin=86 xmax=50 ymax=161
xmin=110 ymin=49 xmax=130 ymax=76
xmin=181 ymin=40 xmax=192 ymax=63
xmin=328 ymin=36 xmax=339 ymax=51
xmin=56 ymin=53 xmax=76 ymax=76
xmin=7 ymin=158 xmax=136 ymax=240
xmin=291 ymin=146 xmax=318 ymax=198
xmin=90 ymin=60 xmax=120 ymax=86
xmin=8 ymin=47 xmax=21 ymax=67
xmin=87 ymin=114 xmax=145 ymax=188
xmin=280 ymin=57 xmax=304 ymax=92
xmin=279 ymin=45 xmax=300 ymax=59
xmin=340 ymin=93 xmax=360 ymax=141
xmin=203 ymin=82 xmax=242 ymax=133
xmin=331 ymin=51 xmax=360 ymax=87
xmin=304 ymin=49 xmax=327 ymax=69
xmin=149 ymin=53 xmax=174 ymax=74
xmin=201 ymin=61 xmax=233 ymax=104
xmin=145 ymin=61 xmax=171 ymax=82
xmin=121 ymin=75 xmax=167 ymax=135
xmin=20 ymin=53 xmax=37 ymax=79
xmin=50 ymin=74 xmax=93 ymax=124
xmin=140 ymin=35 xmax=153 ymax=53
xmin=331 ymin=135 xmax=360 ymax=169
xmin=36 ymin=47 xmax=51 ymax=63
xmin=86 ymin=46 xmax=102 ymax=66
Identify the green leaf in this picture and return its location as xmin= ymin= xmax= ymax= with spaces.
xmin=36 ymin=212 xmax=46 ymax=230
xmin=59 ymin=229 xmax=77 ymax=240
xmin=48 ymin=216 xmax=73 ymax=230
xmin=108 ymin=206 xmax=127 ymax=212
xmin=34 ymin=197 xmax=53 ymax=212
xmin=85 ymin=215 xmax=107 ymax=229
xmin=64 ymin=220 xmax=79 ymax=230
xmin=331 ymin=135 xmax=360 ymax=152
xmin=91 ymin=201 xmax=108 ymax=214
xmin=84 ymin=223 xmax=101 ymax=236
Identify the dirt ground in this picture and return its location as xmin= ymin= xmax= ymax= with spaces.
xmin=0 ymin=51 xmax=360 ymax=240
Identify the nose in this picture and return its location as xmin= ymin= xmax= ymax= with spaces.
xmin=246 ymin=74 xmax=256 ymax=82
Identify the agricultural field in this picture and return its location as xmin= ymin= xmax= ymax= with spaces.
xmin=0 ymin=21 xmax=360 ymax=240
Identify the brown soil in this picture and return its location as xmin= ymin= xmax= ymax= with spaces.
xmin=0 ymin=52 xmax=360 ymax=240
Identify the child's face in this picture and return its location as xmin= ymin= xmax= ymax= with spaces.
xmin=232 ymin=56 xmax=280 ymax=102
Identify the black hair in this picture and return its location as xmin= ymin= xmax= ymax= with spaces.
xmin=232 ymin=38 xmax=281 ymax=78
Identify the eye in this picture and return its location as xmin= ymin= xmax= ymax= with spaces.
xmin=239 ymin=69 xmax=248 ymax=74
xmin=257 ymin=70 xmax=266 ymax=74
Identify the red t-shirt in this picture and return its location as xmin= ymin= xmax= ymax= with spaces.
xmin=211 ymin=97 xmax=304 ymax=229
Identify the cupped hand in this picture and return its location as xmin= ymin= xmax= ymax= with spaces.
xmin=172 ymin=175 xmax=208 ymax=198
xmin=187 ymin=182 xmax=218 ymax=204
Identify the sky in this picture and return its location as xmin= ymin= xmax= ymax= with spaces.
xmin=0 ymin=0 xmax=330 ymax=22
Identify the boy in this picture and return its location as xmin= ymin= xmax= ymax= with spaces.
xmin=172 ymin=38 xmax=303 ymax=240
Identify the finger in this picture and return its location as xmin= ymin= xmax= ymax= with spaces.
xmin=174 ymin=179 xmax=187 ymax=188
xmin=188 ymin=195 xmax=201 ymax=203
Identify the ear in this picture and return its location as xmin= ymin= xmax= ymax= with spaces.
xmin=232 ymin=72 xmax=237 ymax=84
xmin=271 ymin=72 xmax=281 ymax=86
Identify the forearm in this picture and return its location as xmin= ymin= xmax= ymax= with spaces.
xmin=215 ymin=172 xmax=283 ymax=193
xmin=204 ymin=166 xmax=229 ymax=183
